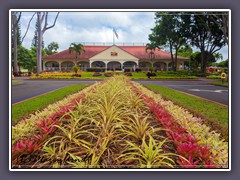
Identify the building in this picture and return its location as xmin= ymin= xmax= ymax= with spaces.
xmin=43 ymin=44 xmax=189 ymax=72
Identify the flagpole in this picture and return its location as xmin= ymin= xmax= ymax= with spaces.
xmin=113 ymin=28 xmax=115 ymax=45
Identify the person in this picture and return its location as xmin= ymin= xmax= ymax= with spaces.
xmin=136 ymin=65 xmax=139 ymax=73
xmin=154 ymin=66 xmax=157 ymax=72
xmin=146 ymin=71 xmax=151 ymax=79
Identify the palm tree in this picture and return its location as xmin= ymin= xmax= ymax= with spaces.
xmin=145 ymin=43 xmax=156 ymax=71
xmin=68 ymin=43 xmax=85 ymax=74
xmin=214 ymin=52 xmax=223 ymax=62
xmin=68 ymin=43 xmax=85 ymax=64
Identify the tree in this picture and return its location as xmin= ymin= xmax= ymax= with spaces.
xmin=145 ymin=43 xmax=156 ymax=67
xmin=149 ymin=12 xmax=190 ymax=71
xmin=189 ymin=12 xmax=226 ymax=72
xmin=29 ymin=47 xmax=39 ymax=72
xmin=11 ymin=12 xmax=21 ymax=74
xmin=217 ymin=59 xmax=228 ymax=68
xmin=11 ymin=12 xmax=36 ymax=75
xmin=214 ymin=52 xmax=223 ymax=62
xmin=190 ymin=51 xmax=216 ymax=69
xmin=177 ymin=45 xmax=193 ymax=58
xmin=45 ymin=42 xmax=59 ymax=55
xmin=21 ymin=12 xmax=36 ymax=44
xmin=68 ymin=43 xmax=85 ymax=64
xmin=11 ymin=20 xmax=21 ymax=49
xmin=190 ymin=52 xmax=201 ymax=69
xmin=36 ymin=12 xmax=60 ymax=76
xmin=32 ymin=21 xmax=44 ymax=48
xmin=209 ymin=12 xmax=229 ymax=45
xmin=17 ymin=46 xmax=36 ymax=71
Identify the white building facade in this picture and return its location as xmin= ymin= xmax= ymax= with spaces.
xmin=43 ymin=45 xmax=189 ymax=72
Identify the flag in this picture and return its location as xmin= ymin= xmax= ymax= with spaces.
xmin=113 ymin=28 xmax=119 ymax=39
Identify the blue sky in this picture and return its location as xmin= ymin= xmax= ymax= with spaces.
xmin=19 ymin=11 xmax=228 ymax=61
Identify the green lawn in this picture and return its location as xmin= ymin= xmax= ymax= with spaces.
xmin=211 ymin=81 xmax=228 ymax=87
xmin=12 ymin=84 xmax=87 ymax=124
xmin=12 ymin=81 xmax=23 ymax=85
xmin=145 ymin=84 xmax=229 ymax=141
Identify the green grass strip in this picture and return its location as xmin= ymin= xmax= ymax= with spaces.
xmin=144 ymin=84 xmax=229 ymax=139
xmin=12 ymin=84 xmax=87 ymax=124
xmin=211 ymin=81 xmax=228 ymax=87
xmin=12 ymin=81 xmax=24 ymax=85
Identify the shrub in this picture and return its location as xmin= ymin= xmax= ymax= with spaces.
xmin=125 ymin=72 xmax=132 ymax=76
xmin=206 ymin=75 xmax=221 ymax=79
xmin=124 ymin=68 xmax=131 ymax=72
xmin=148 ymin=67 xmax=154 ymax=73
xmin=135 ymin=68 xmax=141 ymax=72
xmin=191 ymin=72 xmax=207 ymax=77
xmin=72 ymin=65 xmax=79 ymax=74
xmin=72 ymin=74 xmax=81 ymax=77
xmin=104 ymin=72 xmax=113 ymax=77
xmin=93 ymin=72 xmax=102 ymax=77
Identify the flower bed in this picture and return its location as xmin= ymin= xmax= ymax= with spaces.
xmin=130 ymin=82 xmax=228 ymax=168
xmin=11 ymin=76 xmax=228 ymax=169
xmin=12 ymin=77 xmax=180 ymax=168
xmin=11 ymin=83 xmax=103 ymax=162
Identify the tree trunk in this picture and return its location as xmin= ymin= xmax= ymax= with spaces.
xmin=200 ymin=47 xmax=205 ymax=73
xmin=174 ymin=48 xmax=178 ymax=72
xmin=12 ymin=14 xmax=19 ymax=74
xmin=169 ymin=45 xmax=175 ymax=71
xmin=36 ymin=13 xmax=42 ymax=76
xmin=36 ymin=12 xmax=59 ymax=76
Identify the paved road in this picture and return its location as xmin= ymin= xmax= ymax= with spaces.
xmin=12 ymin=79 xmax=229 ymax=106
xmin=11 ymin=80 xmax=97 ymax=104
xmin=135 ymin=80 xmax=229 ymax=106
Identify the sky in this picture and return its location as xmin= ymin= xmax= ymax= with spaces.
xmin=19 ymin=11 xmax=228 ymax=61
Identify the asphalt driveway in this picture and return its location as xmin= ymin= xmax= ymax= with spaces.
xmin=11 ymin=78 xmax=229 ymax=106
xmin=136 ymin=80 xmax=229 ymax=106
xmin=11 ymin=79 xmax=97 ymax=104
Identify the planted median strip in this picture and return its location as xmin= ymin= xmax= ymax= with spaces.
xmin=12 ymin=77 xmax=228 ymax=168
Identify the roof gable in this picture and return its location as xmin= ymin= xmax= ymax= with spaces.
xmin=89 ymin=45 xmax=138 ymax=61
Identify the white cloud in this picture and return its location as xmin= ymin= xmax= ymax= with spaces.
xmin=19 ymin=11 xmax=228 ymax=60
xmin=20 ymin=11 xmax=155 ymax=50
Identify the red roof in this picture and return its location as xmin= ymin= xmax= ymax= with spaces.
xmin=43 ymin=45 xmax=188 ymax=60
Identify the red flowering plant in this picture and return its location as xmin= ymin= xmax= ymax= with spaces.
xmin=12 ymin=93 xmax=87 ymax=161
xmin=129 ymin=82 xmax=217 ymax=168
xmin=12 ymin=82 xmax=105 ymax=164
